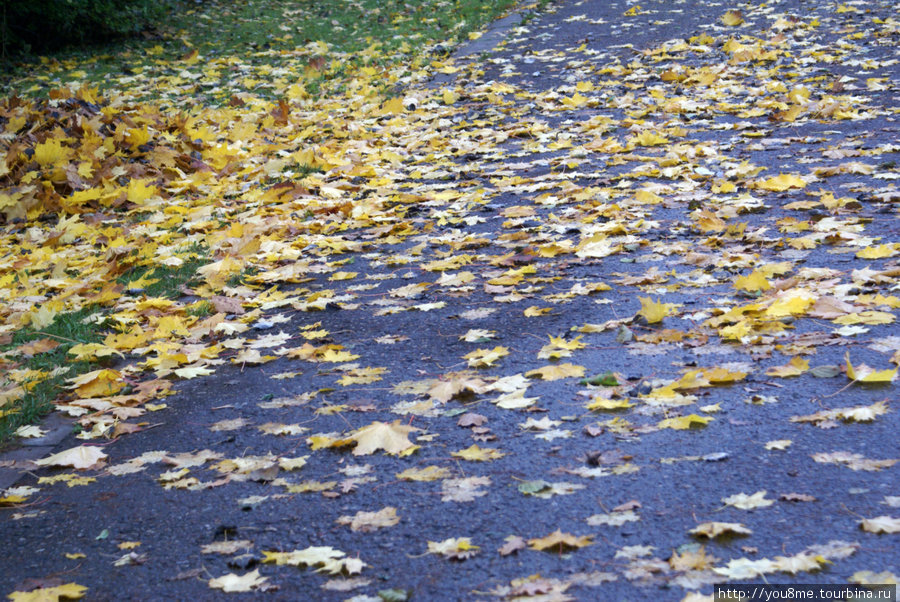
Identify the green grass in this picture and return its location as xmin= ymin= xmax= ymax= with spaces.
xmin=117 ymin=247 xmax=210 ymax=300
xmin=0 ymin=307 xmax=107 ymax=443
xmin=2 ymin=0 xmax=519 ymax=101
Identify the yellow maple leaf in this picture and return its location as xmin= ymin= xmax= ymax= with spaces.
xmin=703 ymin=367 xmax=748 ymax=384
xmin=734 ymin=270 xmax=771 ymax=292
xmin=33 ymin=139 xmax=72 ymax=168
xmin=765 ymin=290 xmax=815 ymax=318
xmin=833 ymin=311 xmax=895 ymax=326
xmin=8 ymin=583 xmax=87 ymax=601
xmin=66 ymin=369 xmax=124 ymax=398
xmin=856 ymin=244 xmax=898 ymax=259
xmin=756 ymin=173 xmax=807 ymax=192
xmin=451 ymin=444 xmax=506 ymax=462
xmin=341 ymin=420 xmax=419 ymax=456
xmin=632 ymin=131 xmax=669 ymax=146
xmin=634 ymin=189 xmax=664 ymax=204
xmin=586 ymin=397 xmax=633 ymax=411
xmin=463 ymin=346 xmax=509 ymax=368
xmin=845 ymin=352 xmax=897 ymax=383
xmin=528 ymin=530 xmax=593 ymax=552
xmin=637 ymin=296 xmax=676 ymax=324
xmin=524 ymin=306 xmax=553 ymax=317
xmin=396 ymin=466 xmax=451 ymax=481
xmin=526 ymin=363 xmax=585 ymax=381
xmin=766 ymin=356 xmax=809 ymax=377
xmin=723 ymin=490 xmax=774 ymax=510
xmin=427 ymin=537 xmax=480 ymax=559
xmin=690 ymin=522 xmax=752 ymax=538
xmin=318 ymin=348 xmax=361 ymax=363
xmin=722 ymin=10 xmax=744 ymax=25
xmin=657 ymin=414 xmax=713 ymax=430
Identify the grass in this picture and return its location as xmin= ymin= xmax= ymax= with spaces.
xmin=2 ymin=0 xmax=520 ymax=102
xmin=0 ymin=307 xmax=106 ymax=443
xmin=0 ymin=249 xmax=212 ymax=445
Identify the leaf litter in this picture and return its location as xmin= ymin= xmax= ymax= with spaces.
xmin=3 ymin=0 xmax=900 ymax=599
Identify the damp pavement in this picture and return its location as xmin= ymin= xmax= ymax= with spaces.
xmin=2 ymin=0 xmax=899 ymax=600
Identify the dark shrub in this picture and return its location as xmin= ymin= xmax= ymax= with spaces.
xmin=2 ymin=0 xmax=169 ymax=56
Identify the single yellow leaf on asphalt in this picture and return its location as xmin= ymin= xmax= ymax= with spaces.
xmin=8 ymin=583 xmax=88 ymax=601
xmin=833 ymin=311 xmax=895 ymax=325
xmin=657 ymin=414 xmax=713 ymax=430
xmin=463 ymin=346 xmax=509 ymax=368
xmin=756 ymin=173 xmax=807 ymax=192
xmin=337 ymin=506 xmax=400 ymax=532
xmin=856 ymin=244 xmax=898 ymax=259
xmin=586 ymin=397 xmax=634 ymax=411
xmin=766 ymin=356 xmax=809 ymax=377
xmin=690 ymin=522 xmax=752 ymax=538
xmin=524 ymin=306 xmax=553 ymax=317
xmin=765 ymin=440 xmax=793 ymax=451
xmin=637 ymin=296 xmax=675 ymax=323
xmin=632 ymin=131 xmax=668 ymax=146
xmin=845 ymin=352 xmax=897 ymax=383
xmin=723 ymin=490 xmax=774 ymax=510
xmin=722 ymin=10 xmax=744 ymax=25
xmin=343 ymin=420 xmax=419 ymax=456
xmin=396 ymin=466 xmax=451 ymax=481
xmin=528 ymin=530 xmax=593 ymax=552
xmin=427 ymin=537 xmax=480 ymax=560
xmin=526 ymin=363 xmax=585 ymax=381
xmin=703 ymin=367 xmax=747 ymax=384
xmin=451 ymin=444 xmax=505 ymax=462
xmin=208 ymin=569 xmax=268 ymax=593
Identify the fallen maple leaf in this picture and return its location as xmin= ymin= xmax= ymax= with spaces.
xmin=338 ymin=420 xmax=419 ymax=456
xmin=396 ymin=466 xmax=451 ymax=481
xmin=528 ymin=530 xmax=593 ymax=552
xmin=208 ymin=569 xmax=268 ymax=593
xmin=427 ymin=537 xmax=480 ymax=560
xmin=722 ymin=491 xmax=774 ymax=510
xmin=756 ymin=173 xmax=807 ymax=192
xmin=7 ymin=583 xmax=88 ymax=601
xmin=690 ymin=522 xmax=752 ymax=538
xmin=812 ymin=451 xmax=898 ymax=471
xmin=451 ymin=444 xmax=505 ymax=462
xmin=441 ymin=476 xmax=490 ymax=502
xmin=636 ymin=296 xmax=676 ymax=324
xmin=766 ymin=356 xmax=810 ymax=377
xmin=722 ymin=9 xmax=744 ymax=26
xmin=526 ymin=363 xmax=585 ymax=381
xmin=498 ymin=535 xmax=527 ymax=556
xmin=860 ymin=516 xmax=900 ymax=534
xmin=35 ymin=446 xmax=107 ymax=470
xmin=657 ymin=414 xmax=713 ymax=430
xmin=463 ymin=346 xmax=509 ymax=368
xmin=337 ymin=506 xmax=399 ymax=532
xmin=201 ymin=540 xmax=253 ymax=555
xmin=845 ymin=352 xmax=897 ymax=383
